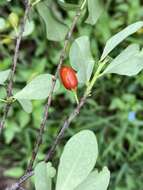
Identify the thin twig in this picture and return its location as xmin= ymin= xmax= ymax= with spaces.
xmin=45 ymin=95 xmax=87 ymax=161
xmin=0 ymin=0 xmax=31 ymax=135
xmin=45 ymin=60 xmax=106 ymax=161
xmin=7 ymin=7 xmax=86 ymax=190
xmin=7 ymin=94 xmax=88 ymax=190
xmin=26 ymin=8 xmax=83 ymax=172
xmin=7 ymin=59 xmax=105 ymax=190
xmin=7 ymin=1 xmax=87 ymax=189
xmin=6 ymin=171 xmax=34 ymax=190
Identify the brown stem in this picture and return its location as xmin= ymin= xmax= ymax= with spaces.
xmin=45 ymin=95 xmax=87 ymax=162
xmin=0 ymin=0 xmax=31 ymax=135
xmin=7 ymin=1 xmax=87 ymax=189
xmin=6 ymin=171 xmax=34 ymax=190
xmin=7 ymin=94 xmax=87 ymax=190
xmin=26 ymin=9 xmax=82 ymax=173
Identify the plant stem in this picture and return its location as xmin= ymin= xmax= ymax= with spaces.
xmin=45 ymin=61 xmax=107 ymax=162
xmin=26 ymin=0 xmax=87 ymax=173
xmin=7 ymin=0 xmax=88 ymax=188
xmin=7 ymin=60 xmax=107 ymax=189
xmin=85 ymin=61 xmax=107 ymax=96
xmin=0 ymin=0 xmax=31 ymax=135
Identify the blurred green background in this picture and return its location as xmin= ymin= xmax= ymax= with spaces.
xmin=0 ymin=0 xmax=143 ymax=189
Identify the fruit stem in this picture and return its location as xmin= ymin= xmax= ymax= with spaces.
xmin=72 ymin=90 xmax=79 ymax=104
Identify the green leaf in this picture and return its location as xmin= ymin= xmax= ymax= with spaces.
xmin=86 ymin=0 xmax=103 ymax=25
xmin=14 ymin=74 xmax=60 ymax=100
xmin=103 ymin=44 xmax=143 ymax=76
xmin=0 ymin=69 xmax=10 ymax=85
xmin=56 ymin=130 xmax=98 ymax=190
xmin=4 ymin=167 xmax=24 ymax=178
xmin=75 ymin=167 xmax=110 ymax=190
xmin=58 ymin=0 xmax=81 ymax=11
xmin=34 ymin=162 xmax=56 ymax=190
xmin=18 ymin=99 xmax=33 ymax=113
xmin=4 ymin=121 xmax=20 ymax=144
xmin=37 ymin=1 xmax=68 ymax=41
xmin=101 ymin=21 xmax=143 ymax=61
xmin=23 ymin=20 xmax=35 ymax=37
xmin=70 ymin=36 xmax=95 ymax=83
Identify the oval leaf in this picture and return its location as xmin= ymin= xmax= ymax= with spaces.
xmin=103 ymin=44 xmax=143 ymax=76
xmin=0 ymin=69 xmax=10 ymax=85
xmin=37 ymin=1 xmax=68 ymax=41
xmin=101 ymin=21 xmax=143 ymax=61
xmin=70 ymin=36 xmax=95 ymax=83
xmin=75 ymin=167 xmax=110 ymax=190
xmin=86 ymin=0 xmax=103 ymax=25
xmin=56 ymin=130 xmax=98 ymax=190
xmin=14 ymin=74 xmax=60 ymax=100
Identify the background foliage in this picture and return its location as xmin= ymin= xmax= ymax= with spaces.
xmin=0 ymin=0 xmax=143 ymax=189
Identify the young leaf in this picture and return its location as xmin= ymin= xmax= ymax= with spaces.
xmin=75 ymin=167 xmax=110 ymax=190
xmin=17 ymin=99 xmax=33 ymax=113
xmin=37 ymin=1 xmax=68 ymax=41
xmin=103 ymin=44 xmax=143 ymax=76
xmin=101 ymin=21 xmax=143 ymax=61
xmin=56 ymin=130 xmax=98 ymax=190
xmin=69 ymin=36 xmax=95 ymax=84
xmin=0 ymin=69 xmax=10 ymax=85
xmin=86 ymin=0 xmax=103 ymax=25
xmin=34 ymin=162 xmax=56 ymax=190
xmin=14 ymin=74 xmax=60 ymax=100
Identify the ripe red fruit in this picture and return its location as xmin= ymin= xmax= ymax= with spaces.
xmin=60 ymin=66 xmax=78 ymax=90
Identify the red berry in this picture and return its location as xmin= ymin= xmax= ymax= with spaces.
xmin=60 ymin=66 xmax=78 ymax=90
